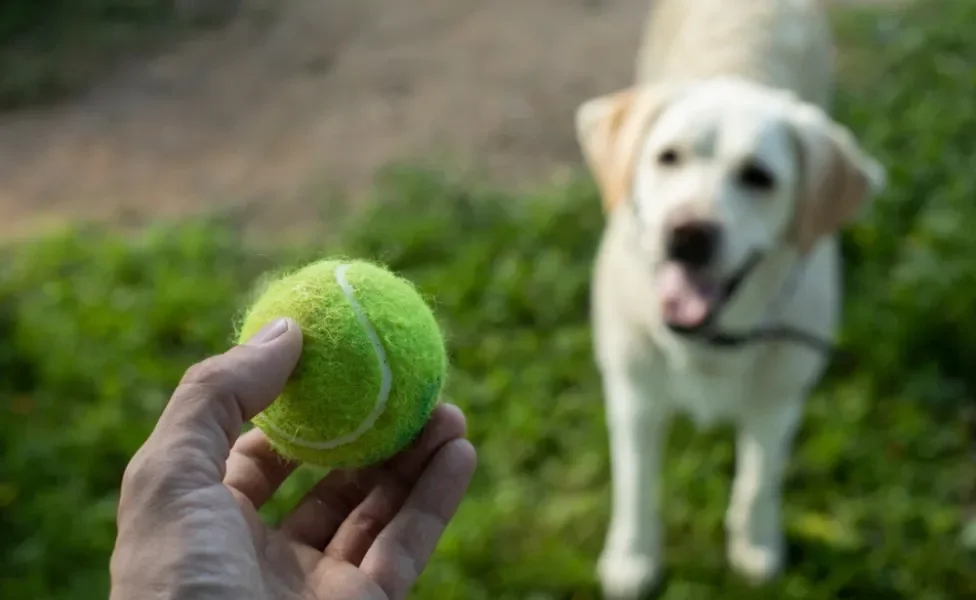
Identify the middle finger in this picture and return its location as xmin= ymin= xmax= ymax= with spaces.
xmin=278 ymin=403 xmax=467 ymax=555
xmin=224 ymin=427 xmax=299 ymax=509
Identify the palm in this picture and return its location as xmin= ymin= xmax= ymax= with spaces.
xmin=223 ymin=404 xmax=474 ymax=600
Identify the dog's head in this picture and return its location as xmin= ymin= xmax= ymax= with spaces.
xmin=575 ymin=77 xmax=885 ymax=329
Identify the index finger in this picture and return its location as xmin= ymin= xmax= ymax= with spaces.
xmin=224 ymin=427 xmax=299 ymax=509
xmin=358 ymin=438 xmax=476 ymax=600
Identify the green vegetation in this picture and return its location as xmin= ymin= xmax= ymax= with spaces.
xmin=0 ymin=0 xmax=238 ymax=109
xmin=1 ymin=1 xmax=974 ymax=599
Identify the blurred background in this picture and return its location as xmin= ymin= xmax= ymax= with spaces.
xmin=0 ymin=0 xmax=973 ymax=598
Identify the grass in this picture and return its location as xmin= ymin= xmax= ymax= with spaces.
xmin=0 ymin=0 xmax=974 ymax=599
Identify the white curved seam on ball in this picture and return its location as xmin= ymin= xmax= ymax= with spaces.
xmin=259 ymin=263 xmax=393 ymax=450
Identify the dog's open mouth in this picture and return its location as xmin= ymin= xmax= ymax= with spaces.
xmin=658 ymin=252 xmax=763 ymax=331
xmin=659 ymin=261 xmax=724 ymax=329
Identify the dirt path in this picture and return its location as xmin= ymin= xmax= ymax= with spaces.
xmin=0 ymin=0 xmax=652 ymax=238
xmin=0 ymin=0 xmax=892 ymax=240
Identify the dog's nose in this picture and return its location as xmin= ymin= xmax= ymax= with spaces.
xmin=665 ymin=219 xmax=721 ymax=269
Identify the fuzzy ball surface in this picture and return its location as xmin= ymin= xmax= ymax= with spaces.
xmin=237 ymin=258 xmax=447 ymax=469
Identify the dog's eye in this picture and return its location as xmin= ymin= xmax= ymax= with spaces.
xmin=657 ymin=148 xmax=681 ymax=166
xmin=739 ymin=162 xmax=775 ymax=191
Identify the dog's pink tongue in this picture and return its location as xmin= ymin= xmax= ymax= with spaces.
xmin=659 ymin=262 xmax=717 ymax=328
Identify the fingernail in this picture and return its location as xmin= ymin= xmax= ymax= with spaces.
xmin=246 ymin=318 xmax=289 ymax=345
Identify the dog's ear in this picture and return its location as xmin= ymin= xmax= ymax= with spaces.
xmin=575 ymin=84 xmax=679 ymax=213
xmin=787 ymin=103 xmax=886 ymax=252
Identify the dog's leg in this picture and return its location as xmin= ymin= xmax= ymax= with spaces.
xmin=725 ymin=400 xmax=803 ymax=583
xmin=598 ymin=367 xmax=672 ymax=599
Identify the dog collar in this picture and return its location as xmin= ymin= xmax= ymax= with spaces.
xmin=625 ymin=202 xmax=835 ymax=355
xmin=667 ymin=252 xmax=835 ymax=355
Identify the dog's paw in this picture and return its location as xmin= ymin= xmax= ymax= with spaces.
xmin=597 ymin=551 xmax=662 ymax=599
xmin=727 ymin=536 xmax=784 ymax=584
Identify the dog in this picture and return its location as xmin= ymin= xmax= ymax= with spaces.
xmin=573 ymin=0 xmax=886 ymax=597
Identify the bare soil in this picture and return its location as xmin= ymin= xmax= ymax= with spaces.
xmin=0 ymin=0 xmax=890 ymax=239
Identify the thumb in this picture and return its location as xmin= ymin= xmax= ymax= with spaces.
xmin=145 ymin=317 xmax=303 ymax=485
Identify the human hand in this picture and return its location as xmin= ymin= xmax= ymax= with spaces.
xmin=109 ymin=318 xmax=476 ymax=600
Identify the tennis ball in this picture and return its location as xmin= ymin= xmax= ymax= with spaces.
xmin=236 ymin=258 xmax=447 ymax=469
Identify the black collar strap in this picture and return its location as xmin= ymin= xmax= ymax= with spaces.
xmin=711 ymin=250 xmax=763 ymax=324
xmin=626 ymin=192 xmax=834 ymax=355
xmin=671 ymin=321 xmax=835 ymax=354
xmin=662 ymin=250 xmax=835 ymax=356
xmin=666 ymin=249 xmax=762 ymax=335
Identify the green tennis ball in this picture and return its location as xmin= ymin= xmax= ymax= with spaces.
xmin=236 ymin=258 xmax=447 ymax=469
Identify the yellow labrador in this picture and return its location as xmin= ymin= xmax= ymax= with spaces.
xmin=574 ymin=0 xmax=885 ymax=596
